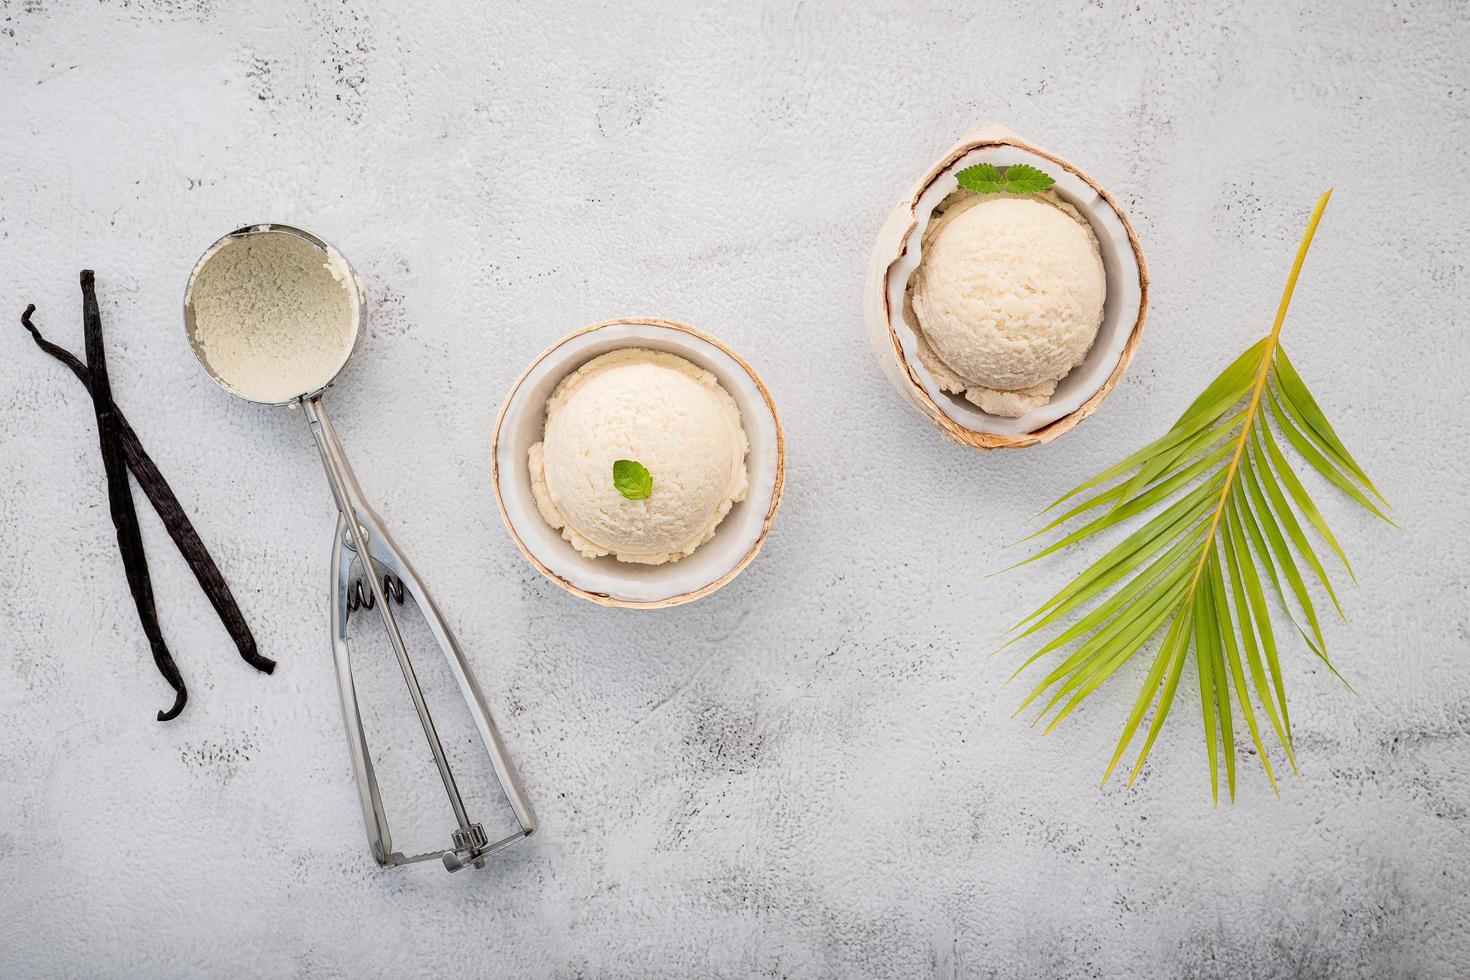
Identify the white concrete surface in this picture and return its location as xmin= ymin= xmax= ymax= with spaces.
xmin=1 ymin=2 xmax=1467 ymax=977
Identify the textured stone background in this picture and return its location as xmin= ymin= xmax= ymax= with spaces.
xmin=1 ymin=1 xmax=1467 ymax=977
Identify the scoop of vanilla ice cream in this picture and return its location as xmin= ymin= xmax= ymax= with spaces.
xmin=188 ymin=231 xmax=359 ymax=403
xmin=910 ymin=192 xmax=1106 ymax=417
xmin=528 ymin=348 xmax=749 ymax=565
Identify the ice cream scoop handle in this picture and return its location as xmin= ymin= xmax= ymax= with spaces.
xmin=302 ymin=395 xmax=475 ymax=832
xmin=302 ymin=394 xmax=536 ymax=872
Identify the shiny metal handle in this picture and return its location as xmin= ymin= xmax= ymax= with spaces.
xmin=304 ymin=394 xmax=535 ymax=871
xmin=329 ymin=517 xmax=537 ymax=870
xmin=302 ymin=396 xmax=475 ymax=835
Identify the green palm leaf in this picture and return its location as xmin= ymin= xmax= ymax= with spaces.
xmin=1008 ymin=191 xmax=1392 ymax=800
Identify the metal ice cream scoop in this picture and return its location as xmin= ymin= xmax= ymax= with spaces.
xmin=184 ymin=223 xmax=534 ymax=871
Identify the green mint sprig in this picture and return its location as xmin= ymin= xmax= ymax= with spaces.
xmin=612 ymin=459 xmax=652 ymax=500
xmin=955 ymin=162 xmax=1056 ymax=195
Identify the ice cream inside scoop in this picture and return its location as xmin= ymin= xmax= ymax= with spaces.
xmin=528 ymin=348 xmax=749 ymax=565
xmin=910 ymin=191 xmax=1106 ymax=417
xmin=186 ymin=230 xmax=359 ymax=403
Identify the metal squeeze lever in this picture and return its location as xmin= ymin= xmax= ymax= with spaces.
xmin=306 ymin=396 xmax=536 ymax=872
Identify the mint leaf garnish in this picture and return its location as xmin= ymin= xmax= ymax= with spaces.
xmin=998 ymin=162 xmax=1056 ymax=194
xmin=612 ymin=459 xmax=652 ymax=500
xmin=955 ymin=161 xmax=1057 ymax=196
xmin=955 ymin=162 xmax=1004 ymax=194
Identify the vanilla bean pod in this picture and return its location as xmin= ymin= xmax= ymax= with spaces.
xmin=78 ymin=271 xmax=188 ymax=720
xmin=21 ymin=304 xmax=273 ymax=675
